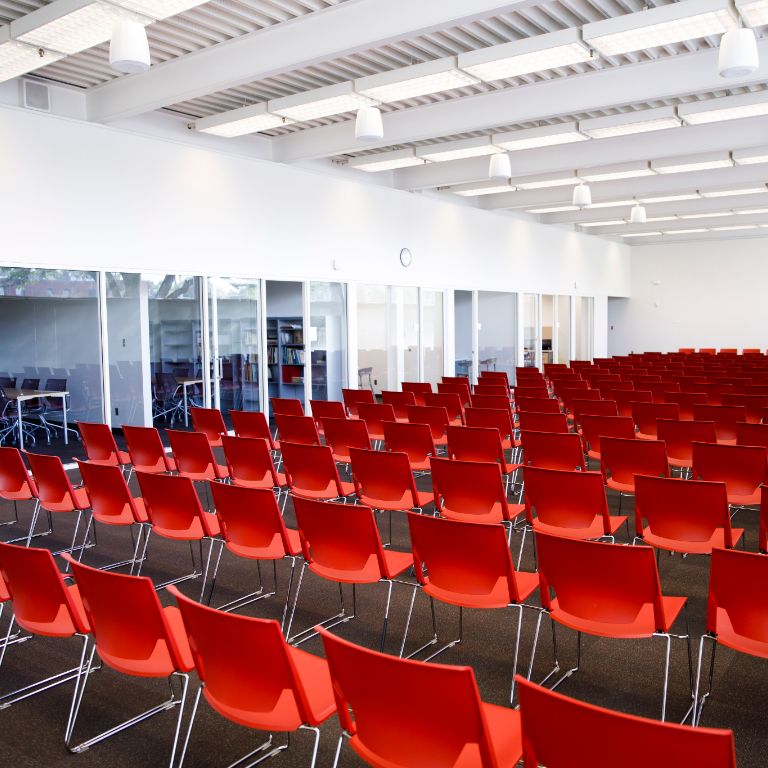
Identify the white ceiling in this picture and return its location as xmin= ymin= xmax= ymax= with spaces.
xmin=4 ymin=0 xmax=768 ymax=243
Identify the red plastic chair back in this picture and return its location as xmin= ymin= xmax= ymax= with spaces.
xmin=383 ymin=421 xmax=436 ymax=470
xmin=280 ymin=442 xmax=346 ymax=500
xmin=437 ymin=382 xmax=472 ymax=406
xmin=645 ymin=381 xmax=681 ymax=402
xmin=736 ymin=421 xmax=768 ymax=451
xmin=634 ymin=475 xmax=733 ymax=550
xmin=572 ymin=399 xmax=618 ymax=431
xmin=322 ymin=417 xmax=372 ymax=463
xmin=67 ymin=557 xmax=191 ymax=677
xmin=381 ymin=390 xmax=416 ymax=420
xmin=319 ymin=627 xmax=503 ymax=768
xmin=78 ymin=421 xmax=125 ymax=466
xmin=77 ymin=459 xmax=143 ymax=525
xmin=613 ymin=389 xmax=653 ymax=418
xmin=692 ymin=442 xmax=767 ymax=502
xmin=666 ymin=391 xmax=710 ymax=420
xmin=692 ymin=405 xmax=747 ymax=442
xmin=424 ymin=392 xmax=464 ymax=423
xmin=350 ymin=447 xmax=422 ymax=511
xmin=464 ymin=407 xmax=515 ymax=444
xmin=470 ymin=384 xmax=508 ymax=399
xmin=0 ymin=542 xmax=88 ymax=637
xmin=0 ymin=446 xmax=37 ymax=501
xmin=401 ymin=382 xmax=432 ymax=406
xmin=406 ymin=404 xmax=450 ymax=443
xmin=524 ymin=467 xmax=612 ymax=534
xmin=271 ymin=398 xmax=304 ymax=416
xmin=470 ymin=394 xmax=513 ymax=411
xmin=632 ymin=402 xmax=680 ymax=438
xmin=123 ymin=425 xmax=174 ymax=474
xmin=221 ymin=435 xmax=281 ymax=489
xmin=446 ymin=425 xmax=507 ymax=469
xmin=517 ymin=676 xmax=736 ymax=768
xmin=275 ymin=414 xmax=321 ymax=446
xmin=580 ymin=415 xmax=635 ymax=458
xmin=26 ymin=451 xmax=87 ymax=513
xmin=516 ymin=411 xmax=569 ymax=434
xmin=430 ymin=457 xmax=510 ymax=523
xmin=721 ymin=393 xmax=768 ymax=423
xmin=168 ymin=429 xmax=227 ymax=481
xmin=521 ymin=431 xmax=585 ymax=471
xmin=515 ymin=397 xmax=560 ymax=414
xmin=514 ymin=386 xmax=550 ymax=401
xmin=189 ymin=408 xmax=227 ymax=447
xmin=480 ymin=371 xmax=510 ymax=390
xmin=600 ymin=437 xmax=669 ymax=489
xmin=657 ymin=419 xmax=717 ymax=467
xmin=560 ymin=387 xmax=598 ymax=415
xmin=229 ymin=410 xmax=277 ymax=450
xmin=356 ymin=402 xmax=397 ymax=441
xmin=341 ymin=388 xmax=375 ymax=417
xmin=308 ymin=400 xmax=346 ymax=430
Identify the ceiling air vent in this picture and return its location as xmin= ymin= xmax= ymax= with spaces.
xmin=22 ymin=80 xmax=50 ymax=113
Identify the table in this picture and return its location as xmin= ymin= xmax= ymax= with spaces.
xmin=4 ymin=388 xmax=69 ymax=451
xmin=176 ymin=378 xmax=203 ymax=427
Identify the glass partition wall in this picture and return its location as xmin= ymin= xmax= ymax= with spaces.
xmin=522 ymin=294 xmax=540 ymax=369
xmin=556 ymin=295 xmax=572 ymax=364
xmin=309 ymin=282 xmax=347 ymax=402
xmin=541 ymin=294 xmax=554 ymax=367
xmin=478 ymin=291 xmax=517 ymax=383
xmin=574 ymin=296 xmax=594 ymax=361
xmin=421 ymin=289 xmax=444 ymax=386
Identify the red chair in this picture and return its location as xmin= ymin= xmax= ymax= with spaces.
xmin=381 ymin=390 xmax=416 ymax=420
xmin=657 ymin=419 xmax=717 ymax=473
xmin=516 ymin=411 xmax=569 ymax=434
xmin=123 ymin=425 xmax=177 ymax=476
xmin=634 ymin=475 xmax=740 ymax=554
xmin=580 ymin=415 xmax=635 ymax=462
xmin=341 ymin=388 xmax=374 ymax=417
xmin=287 ymin=496 xmax=412 ymax=649
xmin=516 ymin=675 xmax=736 ymax=768
xmin=275 ymin=413 xmax=321 ymax=446
xmin=280 ymin=442 xmax=354 ymax=501
xmin=78 ymin=421 xmax=131 ymax=469
xmin=0 ymin=542 xmax=90 ymax=710
xmin=633 ymin=402 xmax=680 ymax=440
xmin=600 ymin=436 xmax=669 ymax=510
xmin=472 ymin=393 xmax=515 ymax=412
xmin=667 ymin=391 xmax=710 ymax=420
xmin=0 ymin=446 xmax=39 ymax=542
xmin=406 ymin=404 xmax=451 ymax=446
xmin=167 ymin=429 xmax=229 ymax=484
xmin=229 ymin=409 xmax=280 ymax=452
xmin=572 ymin=399 xmax=618 ymax=433
xmin=736 ymin=421 xmax=768 ymax=451
xmin=308 ymin=399 xmax=346 ymax=432
xmin=438 ymin=381 xmax=472 ymax=406
xmin=520 ymin=431 xmax=586 ymax=472
xmin=464 ymin=407 xmax=516 ymax=451
xmin=646 ymin=381 xmax=681 ymax=402
xmin=25 ymin=451 xmax=92 ymax=556
xmin=135 ymin=471 xmax=220 ymax=595
xmin=383 ymin=420 xmax=436 ymax=473
xmin=692 ymin=404 xmax=747 ymax=444
xmin=532 ymin=532 xmax=690 ymax=721
xmin=515 ymin=396 xmax=560 ymax=415
xmin=403 ymin=513 xmax=538 ymax=704
xmin=446 ymin=425 xmax=519 ymax=488
xmin=431 ymin=457 xmax=520 ymax=530
xmin=695 ymin=548 xmax=768 ymax=726
xmin=322 ymin=416 xmax=372 ymax=465
xmin=221 ymin=435 xmax=286 ymax=494
xmin=481 ymin=370 xmax=511 ymax=390
xmin=613 ymin=389 xmax=653 ymax=418
xmin=320 ymin=626 xmax=522 ymax=768
xmin=207 ymin=483 xmax=300 ymax=622
xmin=471 ymin=383 xmax=508 ymax=399
xmin=761 ymin=484 xmax=768 ymax=553
xmin=62 ymin=556 xmax=193 ymax=765
xmin=424 ymin=392 xmax=464 ymax=425
xmin=722 ymin=393 xmax=768 ymax=423
xmin=401 ymin=381 xmax=432 ymax=406
xmin=189 ymin=407 xmax=227 ymax=448
xmin=515 ymin=386 xmax=550 ymax=402
xmin=77 ymin=460 xmax=148 ymax=572
xmin=560 ymin=387 xmax=598 ymax=417
xmin=271 ymin=397 xmax=304 ymax=416
xmin=170 ymin=585 xmax=335 ymax=768
xmin=692 ymin=442 xmax=767 ymax=506
xmin=356 ymin=402 xmax=397 ymax=443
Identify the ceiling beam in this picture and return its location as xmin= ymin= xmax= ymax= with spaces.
xmin=272 ymin=39 xmax=768 ymax=163
xmin=596 ymin=211 xmax=768 ymax=236
xmin=86 ymin=0 xmax=530 ymax=123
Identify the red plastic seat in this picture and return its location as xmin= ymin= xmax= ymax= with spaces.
xmin=287 ymin=496 xmax=412 ymax=648
xmin=229 ymin=410 xmax=279 ymax=451
xmin=464 ymin=407 xmax=516 ymax=450
xmin=692 ymin=404 xmax=747 ymax=444
xmin=320 ymin=626 xmax=522 ymax=768
xmin=0 ymin=446 xmax=38 ymax=539
xmin=692 ymin=442 xmax=767 ymax=506
xmin=271 ymin=397 xmax=304 ymax=416
xmin=356 ymin=402 xmax=397 ymax=442
xmin=170 ymin=585 xmax=335 ymax=768
xmin=517 ymin=675 xmax=736 ymax=768
xmin=446 ymin=425 xmax=519 ymax=477
xmin=520 ymin=431 xmax=586 ymax=471
xmin=308 ymin=399 xmax=346 ymax=432
xmin=471 ymin=393 xmax=515 ymax=413
xmin=480 ymin=370 xmax=511 ymax=391
xmin=381 ymin=390 xmax=416 ymax=421
xmin=401 ymin=381 xmax=432 ymax=406
xmin=383 ymin=420 xmax=436 ymax=473
xmin=280 ymin=442 xmax=354 ymax=500
xmin=470 ymin=383 xmax=508 ymax=399
xmin=657 ymin=419 xmax=717 ymax=470
xmin=600 ymin=436 xmax=669 ymax=500
xmin=722 ymin=393 xmax=768 ymax=423
xmin=560 ymin=387 xmax=599 ymax=417
xmin=221 ymin=435 xmax=286 ymax=491
xmin=342 ymin=388 xmax=375 ymax=417
xmin=424 ymin=392 xmax=465 ymax=425
xmin=167 ymin=429 xmax=229 ymax=483
xmin=516 ymin=411 xmax=569 ymax=434
xmin=646 ymin=381 xmax=681 ymax=402
xmin=736 ymin=420 xmax=768 ymax=451
xmin=322 ymin=416 xmax=372 ymax=464
xmin=438 ymin=381 xmax=472 ymax=406
xmin=275 ymin=413 xmax=321 ymax=446
xmin=208 ymin=483 xmax=300 ymax=620
xmin=695 ymin=548 xmax=768 ymax=726
xmin=632 ymin=402 xmax=680 ymax=439
xmin=580 ymin=415 xmax=635 ymax=462
xmin=406 ymin=404 xmax=451 ymax=446
xmin=667 ymin=391 xmax=710 ymax=420
xmin=189 ymin=407 xmax=227 ymax=448
xmin=350 ymin=447 xmax=432 ymax=512
xmin=404 ymin=513 xmax=539 ymax=704
xmin=431 ymin=456 xmax=521 ymax=527
xmin=634 ymin=475 xmax=740 ymax=554
xmin=515 ymin=396 xmax=560 ymax=415
xmin=533 ymin=532 xmax=689 ymax=721
xmin=572 ymin=399 xmax=618 ymax=433
xmin=78 ymin=421 xmax=131 ymax=468
xmin=613 ymin=389 xmax=653 ymax=418
xmin=123 ymin=425 xmax=177 ymax=475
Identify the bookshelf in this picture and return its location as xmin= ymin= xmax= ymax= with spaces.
xmin=266 ymin=316 xmax=305 ymax=405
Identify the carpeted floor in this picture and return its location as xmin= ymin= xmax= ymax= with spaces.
xmin=0 ymin=463 xmax=765 ymax=767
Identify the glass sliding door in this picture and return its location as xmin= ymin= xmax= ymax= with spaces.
xmin=422 ymin=289 xmax=444 ymax=386
xmin=541 ymin=295 xmax=554 ymax=367
xmin=309 ymin=282 xmax=347 ymax=403
xmin=266 ymin=281 xmax=305 ymax=416
xmin=522 ymin=294 xmax=540 ymax=368
xmin=556 ymin=295 xmax=572 ymax=364
xmin=478 ymin=291 xmax=517 ymax=382
xmin=574 ymin=297 xmax=594 ymax=361
xmin=454 ymin=290 xmax=474 ymax=379
xmin=208 ymin=277 xmax=262 ymax=427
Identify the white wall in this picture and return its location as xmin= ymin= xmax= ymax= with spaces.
xmin=608 ymin=237 xmax=768 ymax=355
xmin=0 ymin=103 xmax=630 ymax=300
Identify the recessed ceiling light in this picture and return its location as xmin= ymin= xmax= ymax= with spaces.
xmin=527 ymin=205 xmax=580 ymax=213
xmin=515 ymin=172 xmax=581 ymax=190
xmin=580 ymin=107 xmax=682 ymax=139
xmin=735 ymin=207 xmax=768 ymax=214
xmin=622 ymin=231 xmax=662 ymax=237
xmin=734 ymin=0 xmax=768 ymax=28
xmin=590 ymin=199 xmax=636 ymax=209
xmin=195 ymin=102 xmax=294 ymax=137
xmin=492 ymin=122 xmax=588 ymax=152
xmin=579 ymin=161 xmax=655 ymax=182
xmin=580 ymin=220 xmax=626 ymax=227
xmin=416 ymin=136 xmax=502 ymax=163
xmin=652 ymin=152 xmax=734 ymax=174
xmin=0 ymin=28 xmax=63 ymax=83
xmin=732 ymin=146 xmax=768 ymax=165
xmin=678 ymin=91 xmax=768 ymax=125
xmin=451 ymin=182 xmax=515 ymax=197
xmin=667 ymin=228 xmax=709 ymax=234
xmin=700 ymin=186 xmax=766 ymax=198
xmin=640 ymin=193 xmax=701 ymax=203
xmin=711 ymin=224 xmax=759 ymax=230
xmin=348 ymin=148 xmax=428 ymax=172
xmin=646 ymin=216 xmax=679 ymax=222
xmin=116 ymin=0 xmax=208 ymax=19
xmin=679 ymin=211 xmax=732 ymax=219
xmin=271 ymin=82 xmax=378 ymax=122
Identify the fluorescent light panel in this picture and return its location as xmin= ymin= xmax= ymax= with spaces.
xmin=732 ymin=146 xmax=768 ymax=165
xmin=356 ymin=58 xmax=478 ymax=103
xmin=580 ymin=220 xmax=625 ymax=227
xmin=579 ymin=160 xmax=654 ymax=182
xmin=640 ymin=193 xmax=701 ymax=203
xmin=734 ymin=0 xmax=768 ymax=27
xmin=668 ymin=228 xmax=709 ymax=233
xmin=416 ymin=137 xmax=501 ymax=163
xmin=679 ymin=211 xmax=732 ymax=219
xmin=590 ymin=199 xmax=636 ymax=209
xmin=527 ymin=205 xmax=579 ymax=213
xmin=452 ymin=183 xmax=515 ymax=197
xmin=492 ymin=122 xmax=588 ymax=152
xmin=115 ymin=0 xmax=208 ymax=20
xmin=679 ymin=91 xmax=768 ymax=125
xmin=195 ymin=102 xmax=293 ymax=137
xmin=580 ymin=107 xmax=682 ymax=139
xmin=735 ymin=207 xmax=768 ymax=214
xmin=458 ymin=28 xmax=592 ymax=82
xmin=700 ymin=186 xmax=766 ymax=197
xmin=652 ymin=152 xmax=733 ymax=174
xmin=647 ymin=216 xmax=679 ymax=222
xmin=583 ymin=0 xmax=737 ymax=57
xmin=711 ymin=224 xmax=759 ymax=230
xmin=271 ymin=82 xmax=377 ymax=122
xmin=515 ymin=172 xmax=581 ymax=190
xmin=622 ymin=231 xmax=662 ymax=237
xmin=348 ymin=149 xmax=427 ymax=172
xmin=0 ymin=29 xmax=63 ymax=83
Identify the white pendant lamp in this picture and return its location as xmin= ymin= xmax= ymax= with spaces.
xmin=572 ymin=182 xmax=592 ymax=208
xmin=718 ymin=27 xmax=759 ymax=78
xmin=110 ymin=21 xmax=150 ymax=74
xmin=489 ymin=152 xmax=512 ymax=180
xmin=629 ymin=203 xmax=647 ymax=224
xmin=355 ymin=106 xmax=384 ymax=142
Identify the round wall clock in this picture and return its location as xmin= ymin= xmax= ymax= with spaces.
xmin=400 ymin=248 xmax=413 ymax=267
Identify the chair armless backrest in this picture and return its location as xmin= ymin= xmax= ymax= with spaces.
xmin=221 ymin=435 xmax=280 ymax=488
xmin=123 ymin=425 xmax=172 ymax=474
xmin=229 ymin=410 xmax=276 ymax=449
xmin=25 ymin=451 xmax=80 ymax=510
xmin=430 ymin=457 xmax=509 ymax=522
xmin=78 ymin=422 xmax=121 ymax=463
xmin=190 ymin=408 xmax=227 ymax=443
xmin=349 ymin=448 xmax=419 ymax=508
xmin=168 ymin=429 xmax=225 ymax=479
xmin=77 ymin=459 xmax=142 ymax=524
xmin=600 ymin=437 xmax=669 ymax=486
xmin=136 ymin=471 xmax=216 ymax=537
xmin=0 ymin=446 xmax=37 ymax=500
